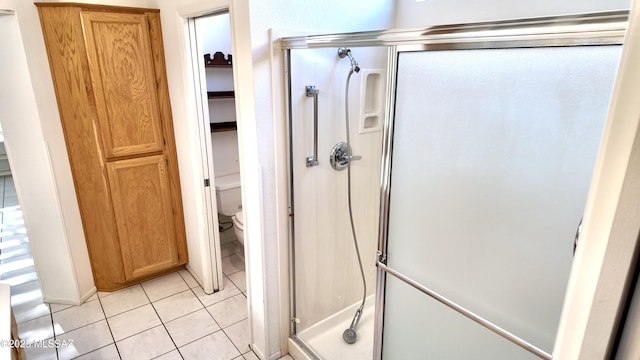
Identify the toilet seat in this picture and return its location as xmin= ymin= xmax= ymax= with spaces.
xmin=232 ymin=211 xmax=243 ymax=231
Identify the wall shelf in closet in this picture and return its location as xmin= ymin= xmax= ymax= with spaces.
xmin=207 ymin=91 xmax=235 ymax=99
xmin=205 ymin=52 xmax=236 ymax=132
xmin=204 ymin=52 xmax=232 ymax=68
xmin=210 ymin=122 xmax=237 ymax=133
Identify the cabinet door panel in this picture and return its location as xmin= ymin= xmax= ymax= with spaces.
xmin=107 ymin=155 xmax=178 ymax=280
xmin=82 ymin=11 xmax=164 ymax=158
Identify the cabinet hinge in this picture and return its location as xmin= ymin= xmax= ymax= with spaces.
xmin=162 ymin=137 xmax=166 ymax=146
xmin=204 ymin=179 xmax=210 ymax=187
xmin=147 ymin=20 xmax=151 ymax=30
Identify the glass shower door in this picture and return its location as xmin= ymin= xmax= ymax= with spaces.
xmin=379 ymin=45 xmax=621 ymax=359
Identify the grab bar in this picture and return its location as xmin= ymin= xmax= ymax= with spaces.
xmin=306 ymin=85 xmax=319 ymax=167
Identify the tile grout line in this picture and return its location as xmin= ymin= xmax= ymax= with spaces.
xmin=47 ymin=316 xmax=113 ymax=359
xmin=181 ymin=270 xmax=226 ymax=330
xmin=96 ymin=295 xmax=123 ymax=360
xmin=179 ymin=271 xmax=227 ymax=350
xmin=141 ymin=280 xmax=185 ymax=360
xmin=180 ymin=269 xmax=250 ymax=359
xmin=174 ymin=270 xmax=250 ymax=357
xmin=221 ymin=324 xmax=249 ymax=358
xmin=176 ymin=269 xmax=243 ymax=357
xmin=98 ymin=285 xmax=223 ymax=346
xmin=47 ymin=306 xmax=59 ymax=360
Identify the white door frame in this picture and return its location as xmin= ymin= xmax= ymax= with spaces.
xmin=185 ymin=16 xmax=224 ymax=294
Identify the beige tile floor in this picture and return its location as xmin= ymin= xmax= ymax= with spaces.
xmin=0 ymin=176 xmax=292 ymax=360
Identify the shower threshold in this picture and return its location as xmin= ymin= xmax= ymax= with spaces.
xmin=295 ymin=295 xmax=376 ymax=360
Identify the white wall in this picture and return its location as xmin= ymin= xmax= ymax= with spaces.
xmin=198 ymin=13 xmax=232 ymax=56
xmin=394 ymin=0 xmax=631 ymax=28
xmin=211 ymin=131 xmax=240 ymax=177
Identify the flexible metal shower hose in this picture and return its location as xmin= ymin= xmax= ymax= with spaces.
xmin=345 ymin=68 xmax=367 ymax=318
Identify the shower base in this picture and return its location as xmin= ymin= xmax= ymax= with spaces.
xmin=293 ymin=295 xmax=376 ymax=360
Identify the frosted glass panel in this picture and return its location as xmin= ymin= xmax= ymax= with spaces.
xmin=383 ymin=276 xmax=540 ymax=360
xmin=383 ymin=45 xmax=621 ymax=357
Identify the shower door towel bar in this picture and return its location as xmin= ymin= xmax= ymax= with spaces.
xmin=376 ymin=261 xmax=552 ymax=359
xmin=306 ymin=85 xmax=319 ymax=167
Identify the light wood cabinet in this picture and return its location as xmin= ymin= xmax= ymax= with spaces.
xmin=36 ymin=3 xmax=188 ymax=291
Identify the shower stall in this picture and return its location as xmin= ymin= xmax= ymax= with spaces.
xmin=286 ymin=44 xmax=386 ymax=360
xmin=282 ymin=11 xmax=627 ymax=360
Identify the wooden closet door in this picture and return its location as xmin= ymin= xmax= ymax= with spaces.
xmin=107 ymin=155 xmax=178 ymax=280
xmin=37 ymin=3 xmax=188 ymax=290
xmin=82 ymin=10 xmax=183 ymax=281
xmin=81 ymin=11 xmax=165 ymax=159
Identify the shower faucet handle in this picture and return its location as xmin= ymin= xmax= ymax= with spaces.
xmin=330 ymin=142 xmax=361 ymax=171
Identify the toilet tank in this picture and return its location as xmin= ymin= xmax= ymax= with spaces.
xmin=215 ymin=172 xmax=242 ymax=216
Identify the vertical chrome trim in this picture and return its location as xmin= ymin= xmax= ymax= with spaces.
xmin=284 ymin=49 xmax=298 ymax=337
xmin=373 ymin=45 xmax=399 ymax=360
xmin=377 ymin=45 xmax=398 ymax=265
xmin=373 ymin=268 xmax=387 ymax=360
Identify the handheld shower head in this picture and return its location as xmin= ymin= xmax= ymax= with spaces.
xmin=338 ymin=47 xmax=360 ymax=73
xmin=342 ymin=307 xmax=363 ymax=344
xmin=343 ymin=327 xmax=357 ymax=344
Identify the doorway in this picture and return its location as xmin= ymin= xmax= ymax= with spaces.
xmin=190 ymin=12 xmax=247 ymax=298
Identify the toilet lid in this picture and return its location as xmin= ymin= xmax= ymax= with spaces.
xmin=233 ymin=211 xmax=243 ymax=229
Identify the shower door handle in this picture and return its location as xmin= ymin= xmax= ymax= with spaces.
xmin=306 ymin=85 xmax=320 ymax=167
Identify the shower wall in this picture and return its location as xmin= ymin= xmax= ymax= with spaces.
xmin=290 ymin=46 xmax=386 ymax=332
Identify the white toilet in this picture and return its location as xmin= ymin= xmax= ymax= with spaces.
xmin=231 ymin=210 xmax=244 ymax=259
xmin=214 ymin=172 xmax=244 ymax=261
